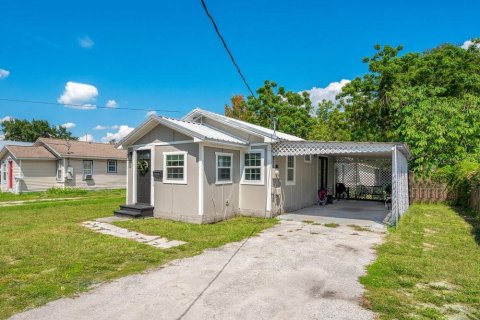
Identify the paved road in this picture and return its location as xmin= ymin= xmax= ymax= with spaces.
xmin=11 ymin=221 xmax=384 ymax=320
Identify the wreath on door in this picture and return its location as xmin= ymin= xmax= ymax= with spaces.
xmin=137 ymin=160 xmax=149 ymax=176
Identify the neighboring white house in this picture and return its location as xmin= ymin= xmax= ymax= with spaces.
xmin=116 ymin=108 xmax=410 ymax=224
xmin=0 ymin=138 xmax=127 ymax=194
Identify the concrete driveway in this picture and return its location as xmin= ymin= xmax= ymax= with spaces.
xmin=11 ymin=220 xmax=384 ymax=320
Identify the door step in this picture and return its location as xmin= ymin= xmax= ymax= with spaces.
xmin=114 ymin=204 xmax=154 ymax=218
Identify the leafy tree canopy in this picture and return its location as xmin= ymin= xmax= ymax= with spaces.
xmin=1 ymin=119 xmax=77 ymax=142
xmin=225 ymin=80 xmax=314 ymax=139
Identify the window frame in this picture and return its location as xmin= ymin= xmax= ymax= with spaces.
xmin=163 ymin=151 xmax=188 ymax=184
xmin=241 ymin=149 xmax=264 ymax=185
xmin=215 ymin=152 xmax=233 ymax=185
xmin=83 ymin=160 xmax=94 ymax=180
xmin=285 ymin=155 xmax=296 ymax=186
xmin=107 ymin=159 xmax=118 ymax=173
xmin=304 ymin=154 xmax=312 ymax=163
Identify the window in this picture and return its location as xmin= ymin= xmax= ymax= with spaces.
xmin=216 ymin=152 xmax=232 ymax=184
xmin=107 ymin=160 xmax=117 ymax=173
xmin=286 ymin=156 xmax=296 ymax=185
xmin=56 ymin=160 xmax=62 ymax=180
xmin=83 ymin=160 xmax=93 ymax=180
xmin=242 ymin=151 xmax=263 ymax=184
xmin=304 ymin=154 xmax=312 ymax=163
xmin=163 ymin=151 xmax=187 ymax=184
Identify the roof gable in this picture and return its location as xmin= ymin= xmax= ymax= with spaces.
xmin=0 ymin=145 xmax=57 ymax=160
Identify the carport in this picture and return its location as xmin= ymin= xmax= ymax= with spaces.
xmin=271 ymin=141 xmax=411 ymax=225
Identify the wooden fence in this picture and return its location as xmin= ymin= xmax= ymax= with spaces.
xmin=409 ymin=172 xmax=480 ymax=213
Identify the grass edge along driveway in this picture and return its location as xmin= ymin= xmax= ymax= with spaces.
xmin=361 ymin=204 xmax=480 ymax=319
xmin=0 ymin=193 xmax=277 ymax=319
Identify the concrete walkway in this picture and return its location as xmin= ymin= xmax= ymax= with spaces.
xmin=11 ymin=220 xmax=384 ymax=320
xmin=82 ymin=220 xmax=187 ymax=249
xmin=0 ymin=197 xmax=83 ymax=207
xmin=280 ymin=200 xmax=389 ymax=229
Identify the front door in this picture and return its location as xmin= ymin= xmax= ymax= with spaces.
xmin=8 ymin=160 xmax=13 ymax=189
xmin=136 ymin=150 xmax=151 ymax=204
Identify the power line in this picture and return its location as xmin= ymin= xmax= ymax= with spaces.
xmin=200 ymin=0 xmax=256 ymax=98
xmin=0 ymin=98 xmax=183 ymax=114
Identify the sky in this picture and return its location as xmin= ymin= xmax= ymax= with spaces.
xmin=0 ymin=0 xmax=478 ymax=142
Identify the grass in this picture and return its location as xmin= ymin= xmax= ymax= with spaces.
xmin=361 ymin=204 xmax=480 ymax=319
xmin=0 ymin=188 xmax=125 ymax=203
xmin=348 ymin=224 xmax=371 ymax=232
xmin=0 ymin=190 xmax=277 ymax=319
xmin=324 ymin=223 xmax=340 ymax=228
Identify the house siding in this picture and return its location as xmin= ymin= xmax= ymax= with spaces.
xmin=64 ymin=158 xmax=126 ymax=190
xmin=202 ymin=146 xmax=240 ymax=223
xmin=134 ymin=124 xmax=192 ymax=146
xmin=19 ymin=160 xmax=58 ymax=192
xmin=238 ymin=145 xmax=270 ymax=217
xmin=274 ymin=155 xmax=318 ymax=212
xmin=152 ymin=143 xmax=201 ymax=223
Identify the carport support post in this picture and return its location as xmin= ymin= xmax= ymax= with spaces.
xmin=392 ymin=146 xmax=398 ymax=225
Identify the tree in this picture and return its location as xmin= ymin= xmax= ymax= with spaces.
xmin=1 ymin=119 xmax=77 ymax=142
xmin=227 ymin=80 xmax=315 ymax=139
xmin=224 ymin=95 xmax=253 ymax=122
xmin=334 ymin=42 xmax=480 ymax=172
xmin=308 ymin=100 xmax=351 ymax=141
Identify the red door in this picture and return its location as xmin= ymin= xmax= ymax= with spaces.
xmin=8 ymin=160 xmax=13 ymax=189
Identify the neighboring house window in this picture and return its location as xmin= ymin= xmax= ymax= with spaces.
xmin=163 ymin=151 xmax=187 ymax=184
xmin=83 ymin=160 xmax=93 ymax=180
xmin=216 ymin=152 xmax=233 ymax=184
xmin=107 ymin=160 xmax=117 ymax=173
xmin=1 ymin=161 xmax=5 ymax=184
xmin=304 ymin=154 xmax=312 ymax=163
xmin=56 ymin=160 xmax=62 ymax=180
xmin=286 ymin=155 xmax=296 ymax=185
xmin=242 ymin=151 xmax=263 ymax=184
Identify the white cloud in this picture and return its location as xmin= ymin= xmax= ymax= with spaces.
xmin=0 ymin=116 xmax=12 ymax=123
xmin=304 ymin=79 xmax=351 ymax=108
xmin=78 ymin=134 xmax=95 ymax=142
xmin=146 ymin=110 xmax=157 ymax=117
xmin=106 ymin=99 xmax=118 ymax=108
xmin=0 ymin=69 xmax=10 ymax=79
xmin=61 ymin=122 xmax=76 ymax=129
xmin=101 ymin=125 xmax=134 ymax=143
xmin=58 ymin=81 xmax=98 ymax=109
xmin=94 ymin=124 xmax=119 ymax=130
xmin=0 ymin=134 xmax=4 ymax=141
xmin=461 ymin=39 xmax=480 ymax=49
xmin=78 ymin=36 xmax=94 ymax=48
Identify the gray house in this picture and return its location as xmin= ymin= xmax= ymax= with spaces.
xmin=117 ymin=108 xmax=410 ymax=224
xmin=0 ymin=138 xmax=127 ymax=194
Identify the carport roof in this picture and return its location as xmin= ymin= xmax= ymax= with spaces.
xmin=271 ymin=141 xmax=411 ymax=158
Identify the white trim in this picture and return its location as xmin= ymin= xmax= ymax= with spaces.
xmin=126 ymin=153 xmax=129 ymax=204
xmin=198 ymin=143 xmax=204 ymax=215
xmin=215 ymin=152 xmax=233 ymax=185
xmin=285 ymin=155 xmax=296 ymax=186
xmin=266 ymin=145 xmax=272 ymax=212
xmin=304 ymin=154 xmax=312 ymax=163
xmin=150 ymin=146 xmax=155 ymax=206
xmin=240 ymin=149 xmax=265 ymax=185
xmin=163 ymin=151 xmax=188 ymax=184
xmin=132 ymin=150 xmax=137 ymax=203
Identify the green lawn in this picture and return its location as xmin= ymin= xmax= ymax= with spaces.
xmin=0 ymin=190 xmax=277 ymax=319
xmin=0 ymin=188 xmax=125 ymax=203
xmin=361 ymin=204 xmax=480 ymax=319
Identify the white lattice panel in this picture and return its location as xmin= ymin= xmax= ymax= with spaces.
xmin=272 ymin=141 xmax=399 ymax=157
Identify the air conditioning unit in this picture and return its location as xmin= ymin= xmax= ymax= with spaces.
xmin=84 ymin=174 xmax=93 ymax=180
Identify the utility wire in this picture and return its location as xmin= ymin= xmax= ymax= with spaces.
xmin=200 ymin=0 xmax=256 ymax=98
xmin=0 ymin=98 xmax=182 ymax=114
